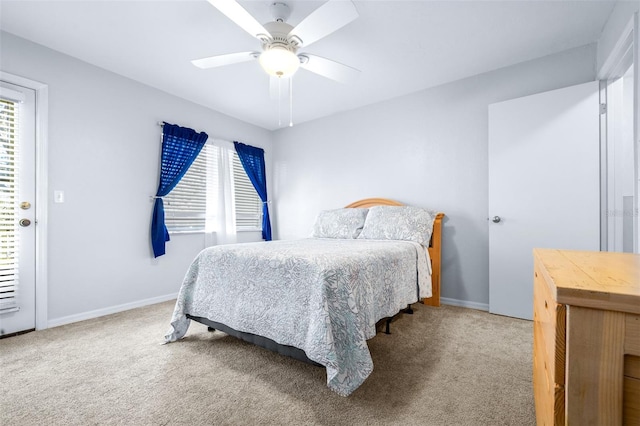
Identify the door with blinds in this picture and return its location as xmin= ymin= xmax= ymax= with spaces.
xmin=0 ymin=82 xmax=36 ymax=336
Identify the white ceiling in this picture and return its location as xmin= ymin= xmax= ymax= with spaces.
xmin=0 ymin=0 xmax=616 ymax=130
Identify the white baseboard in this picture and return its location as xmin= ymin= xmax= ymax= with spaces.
xmin=47 ymin=293 xmax=178 ymax=329
xmin=46 ymin=293 xmax=486 ymax=328
xmin=440 ymin=297 xmax=489 ymax=312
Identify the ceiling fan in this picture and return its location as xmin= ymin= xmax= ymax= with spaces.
xmin=192 ymin=0 xmax=361 ymax=87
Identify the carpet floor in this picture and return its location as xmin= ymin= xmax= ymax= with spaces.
xmin=0 ymin=301 xmax=535 ymax=425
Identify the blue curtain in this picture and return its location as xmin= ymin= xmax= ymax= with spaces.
xmin=233 ymin=142 xmax=272 ymax=241
xmin=151 ymin=122 xmax=208 ymax=257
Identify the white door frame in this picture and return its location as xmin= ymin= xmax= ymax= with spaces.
xmin=598 ymin=12 xmax=640 ymax=253
xmin=0 ymin=71 xmax=49 ymax=331
xmin=636 ymin=12 xmax=640 ymax=254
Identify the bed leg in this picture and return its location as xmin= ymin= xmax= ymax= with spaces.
xmin=385 ymin=318 xmax=391 ymax=335
xmin=403 ymin=304 xmax=413 ymax=315
xmin=207 ymin=327 xmax=216 ymax=332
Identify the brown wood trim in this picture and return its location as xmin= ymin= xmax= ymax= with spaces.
xmin=344 ymin=197 xmax=404 ymax=208
xmin=424 ymin=213 xmax=444 ymax=307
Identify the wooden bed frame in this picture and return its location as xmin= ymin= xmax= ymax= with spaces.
xmin=344 ymin=198 xmax=444 ymax=307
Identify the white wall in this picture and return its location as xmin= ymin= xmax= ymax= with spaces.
xmin=272 ymin=44 xmax=597 ymax=308
xmin=0 ymin=32 xmax=273 ymax=325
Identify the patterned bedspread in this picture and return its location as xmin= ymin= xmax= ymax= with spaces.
xmin=165 ymin=238 xmax=431 ymax=396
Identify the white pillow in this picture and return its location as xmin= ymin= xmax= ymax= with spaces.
xmin=358 ymin=206 xmax=436 ymax=246
xmin=312 ymin=208 xmax=369 ymax=239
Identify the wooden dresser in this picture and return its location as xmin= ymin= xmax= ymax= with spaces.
xmin=533 ymin=249 xmax=640 ymax=425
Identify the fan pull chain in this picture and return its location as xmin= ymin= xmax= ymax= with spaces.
xmin=289 ymin=77 xmax=293 ymax=127
xmin=278 ymin=77 xmax=282 ymax=127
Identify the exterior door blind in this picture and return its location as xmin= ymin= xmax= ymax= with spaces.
xmin=232 ymin=153 xmax=262 ymax=230
xmin=0 ymin=97 xmax=19 ymax=311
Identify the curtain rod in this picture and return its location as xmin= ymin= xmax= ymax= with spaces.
xmin=157 ymin=122 xmax=243 ymax=149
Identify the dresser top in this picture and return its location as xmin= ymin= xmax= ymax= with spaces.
xmin=534 ymin=249 xmax=640 ymax=314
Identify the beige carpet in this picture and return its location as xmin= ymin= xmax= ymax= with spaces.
xmin=0 ymin=301 xmax=535 ymax=425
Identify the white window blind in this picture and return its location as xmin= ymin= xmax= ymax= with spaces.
xmin=232 ymin=154 xmax=262 ymax=230
xmin=0 ymin=97 xmax=19 ymax=310
xmin=164 ymin=142 xmax=262 ymax=233
xmin=164 ymin=144 xmax=217 ymax=232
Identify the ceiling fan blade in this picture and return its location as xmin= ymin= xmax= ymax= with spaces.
xmin=191 ymin=52 xmax=257 ymax=69
xmin=299 ymin=54 xmax=360 ymax=84
xmin=207 ymin=0 xmax=270 ymax=40
xmin=269 ymin=76 xmax=291 ymax=100
xmin=288 ymin=0 xmax=358 ymax=48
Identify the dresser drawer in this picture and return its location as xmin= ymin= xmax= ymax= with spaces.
xmin=624 ymin=376 xmax=640 ymax=425
xmin=625 ymin=355 xmax=640 ymax=425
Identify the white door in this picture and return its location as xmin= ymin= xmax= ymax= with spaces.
xmin=488 ymin=81 xmax=601 ymax=320
xmin=0 ymin=82 xmax=36 ymax=336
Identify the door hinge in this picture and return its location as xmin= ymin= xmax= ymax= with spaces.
xmin=600 ymin=103 xmax=607 ymax=114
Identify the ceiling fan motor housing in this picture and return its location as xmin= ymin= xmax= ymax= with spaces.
xmin=262 ymin=21 xmax=300 ymax=52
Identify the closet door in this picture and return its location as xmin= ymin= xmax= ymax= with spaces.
xmin=488 ymin=81 xmax=600 ymax=320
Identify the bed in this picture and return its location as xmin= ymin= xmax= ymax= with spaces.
xmin=165 ymin=198 xmax=444 ymax=396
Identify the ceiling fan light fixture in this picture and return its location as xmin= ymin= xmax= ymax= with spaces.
xmin=259 ymin=46 xmax=300 ymax=78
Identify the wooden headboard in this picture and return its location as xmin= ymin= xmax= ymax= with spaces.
xmin=344 ymin=198 xmax=444 ymax=307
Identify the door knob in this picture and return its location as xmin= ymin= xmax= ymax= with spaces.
xmin=492 ymin=216 xmax=501 ymax=223
xmin=19 ymin=219 xmax=31 ymax=227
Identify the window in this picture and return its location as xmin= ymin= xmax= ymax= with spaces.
xmin=164 ymin=141 xmax=262 ymax=233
